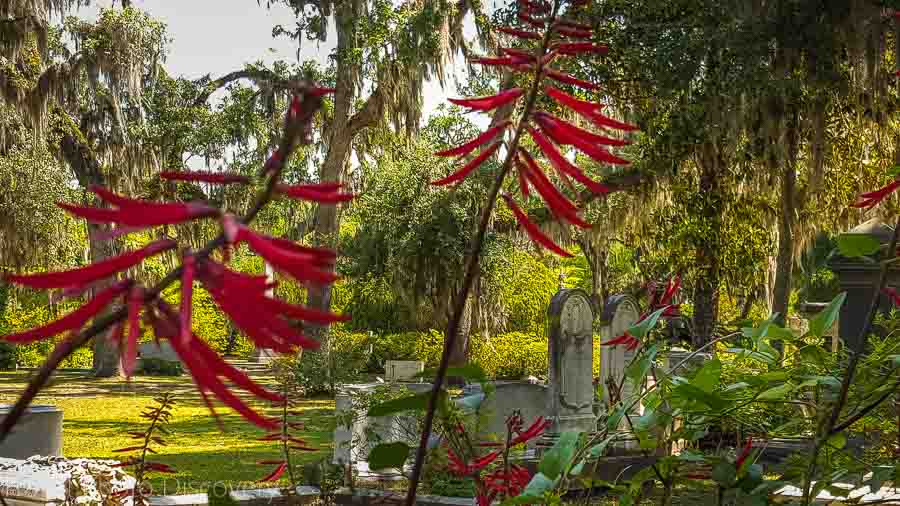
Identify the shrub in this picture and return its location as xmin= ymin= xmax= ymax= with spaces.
xmin=140 ymin=358 xmax=183 ymax=376
xmin=296 ymin=327 xmax=370 ymax=396
xmin=471 ymin=332 xmax=547 ymax=380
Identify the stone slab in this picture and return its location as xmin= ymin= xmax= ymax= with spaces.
xmin=148 ymin=486 xmax=320 ymax=506
xmin=0 ymin=456 xmax=135 ymax=505
xmin=0 ymin=405 xmax=62 ymax=460
xmin=138 ymin=341 xmax=180 ymax=363
xmin=384 ymin=361 xmax=425 ymax=382
xmin=334 ymin=488 xmax=474 ymax=506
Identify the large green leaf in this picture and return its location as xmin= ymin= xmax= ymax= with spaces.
xmin=673 ymin=383 xmax=727 ymax=410
xmin=627 ymin=307 xmax=668 ymax=340
xmin=757 ymin=382 xmax=795 ymax=401
xmin=867 ymin=466 xmax=895 ymax=492
xmin=589 ymin=435 xmax=615 ymax=458
xmin=367 ymin=442 xmax=410 ymax=470
xmin=539 ymin=431 xmax=581 ymax=480
xmin=690 ymin=358 xmax=721 ymax=393
xmin=806 ymin=292 xmax=846 ymax=338
xmin=836 ymin=234 xmax=881 ymax=258
xmin=711 ymin=461 xmax=736 ymax=487
xmin=503 ymin=473 xmax=556 ymax=505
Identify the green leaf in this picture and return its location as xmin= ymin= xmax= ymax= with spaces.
xmin=799 ymin=345 xmax=829 ymax=367
xmin=711 ymin=461 xmax=736 ymax=487
xmin=627 ymin=307 xmax=668 ymax=340
xmin=837 ymin=234 xmax=881 ymax=258
xmin=826 ymin=432 xmax=846 ymax=450
xmin=606 ymin=406 xmax=625 ymax=431
xmin=690 ymin=358 xmax=721 ymax=393
xmin=807 ymin=292 xmax=846 ymax=338
xmin=867 ymin=466 xmax=894 ymax=492
xmin=540 ymin=431 xmax=581 ymax=479
xmin=887 ymin=164 xmax=900 ymax=177
xmin=589 ymin=435 xmax=615 ymax=458
xmin=367 ymin=391 xmax=443 ymax=416
xmin=676 ymin=450 xmax=705 ymax=462
xmin=367 ymin=442 xmax=410 ymax=470
xmin=757 ymin=382 xmax=795 ymax=401
xmin=455 ymin=393 xmax=485 ymax=411
xmin=503 ymin=473 xmax=556 ymax=504
xmin=673 ymin=383 xmax=727 ymax=410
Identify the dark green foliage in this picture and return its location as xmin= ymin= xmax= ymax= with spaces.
xmin=139 ymin=358 xmax=183 ymax=377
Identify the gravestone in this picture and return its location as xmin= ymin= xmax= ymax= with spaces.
xmin=138 ymin=341 xmax=180 ymax=363
xmin=598 ymin=295 xmax=641 ymax=409
xmin=0 ymin=405 xmax=62 ymax=459
xmin=475 ymin=381 xmax=547 ymax=440
xmin=384 ymin=361 xmax=425 ymax=382
xmin=0 ymin=456 xmax=135 ymax=506
xmin=547 ymin=288 xmax=596 ymax=434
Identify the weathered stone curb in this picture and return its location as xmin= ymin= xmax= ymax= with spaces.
xmin=149 ymin=486 xmax=320 ymax=506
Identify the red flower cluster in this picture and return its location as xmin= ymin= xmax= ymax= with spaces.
xmin=851 ymin=180 xmax=900 ymax=209
xmin=431 ymin=0 xmax=636 ymax=257
xmin=481 ymin=465 xmax=532 ymax=504
xmin=645 ymin=275 xmax=681 ymax=319
xmin=883 ymin=287 xmax=900 ymax=306
xmin=734 ymin=437 xmax=753 ymax=469
xmin=2 ymin=86 xmax=346 ymax=430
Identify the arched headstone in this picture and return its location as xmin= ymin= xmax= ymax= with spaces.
xmin=598 ymin=295 xmax=641 ymax=408
xmin=547 ymin=288 xmax=595 ymax=434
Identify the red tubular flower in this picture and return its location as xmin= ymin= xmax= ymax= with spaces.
xmin=5 ymin=240 xmax=176 ymax=290
xmin=735 ymin=437 xmax=753 ymax=469
xmin=144 ymin=463 xmax=176 ymax=473
xmin=851 ymin=180 xmax=900 ymax=209
xmin=435 ymin=122 xmax=510 ymax=158
xmin=2 ymin=281 xmax=130 ymax=343
xmin=470 ymin=450 xmax=501 ymax=471
xmin=258 ymin=462 xmax=288 ymax=482
xmin=518 ymin=12 xmax=547 ymax=29
xmin=152 ymin=303 xmax=281 ymax=429
xmin=883 ymin=287 xmax=900 ymax=306
xmin=496 ymin=26 xmax=542 ymax=40
xmin=528 ymin=127 xmax=612 ymax=194
xmin=516 ymin=159 xmax=531 ymax=198
xmin=554 ymin=25 xmax=593 ymax=38
xmin=447 ymin=449 xmax=469 ymax=475
xmin=509 ymin=416 xmax=550 ymax=446
xmin=449 ymin=88 xmax=524 ymax=112
xmin=470 ymin=56 xmax=529 ymax=68
xmin=518 ymin=149 xmax=590 ymax=228
xmin=545 ymin=86 xmax=639 ymax=132
xmin=276 ymin=184 xmax=355 ymax=203
xmin=501 ymin=193 xmax=573 ymax=257
xmin=534 ymin=112 xmax=630 ymax=147
xmin=625 ymin=336 xmax=640 ymax=351
xmin=501 ymin=47 xmax=536 ymax=61
xmin=659 ymin=276 xmax=681 ymax=306
xmin=556 ymin=18 xmax=592 ymax=30
xmin=180 ymin=255 xmax=195 ymax=346
xmin=545 ymin=69 xmax=600 ymax=91
xmin=554 ymin=42 xmax=608 ymax=55
xmin=601 ymin=332 xmax=633 ymax=347
xmin=231 ymin=225 xmax=338 ymax=285
xmin=60 ymin=199 xmax=217 ymax=228
xmin=432 ymin=142 xmax=502 ymax=186
xmin=160 ymin=171 xmax=250 ymax=184
xmin=519 ymin=0 xmax=550 ymax=14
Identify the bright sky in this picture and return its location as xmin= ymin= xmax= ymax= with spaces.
xmin=79 ymin=0 xmax=456 ymax=118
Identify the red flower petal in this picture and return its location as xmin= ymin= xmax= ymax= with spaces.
xmin=434 ymin=121 xmax=510 ymax=158
xmin=851 ymin=180 xmax=900 ymax=208
xmin=556 ymin=18 xmax=592 ymax=30
xmin=60 ymin=199 xmax=217 ymax=228
xmin=469 ymin=56 xmax=529 ymax=68
xmin=448 ymin=88 xmax=524 ymax=112
xmin=2 ymin=281 xmax=130 ymax=343
xmin=519 ymin=0 xmax=550 ymax=14
xmin=290 ymin=445 xmax=318 ymax=451
xmin=502 ymin=194 xmax=572 ymax=257
xmin=5 ymin=240 xmax=176 ymax=289
xmin=235 ymin=228 xmax=338 ymax=285
xmin=471 ymin=451 xmax=501 ymax=471
xmin=276 ymin=184 xmax=355 ymax=203
xmin=500 ymin=47 xmax=536 ymax=61
xmin=545 ymin=69 xmax=600 ymax=91
xmin=554 ymin=25 xmax=592 ymax=38
xmin=308 ymin=87 xmax=336 ymax=96
xmin=735 ymin=437 xmax=753 ymax=469
xmin=516 ymin=158 xmax=531 ymax=199
xmin=258 ymin=462 xmax=288 ymax=482
xmin=496 ymin=26 xmax=542 ymax=40
xmin=160 ymin=171 xmax=250 ymax=184
xmin=112 ymin=446 xmax=144 ymax=453
xmin=545 ymin=86 xmax=639 ymax=132
xmin=601 ymin=333 xmax=632 ymax=346
xmin=554 ymin=42 xmax=608 ymax=55
xmin=180 ymin=255 xmax=195 ymax=345
xmin=432 ymin=142 xmax=502 ymax=186
xmin=883 ymin=287 xmax=900 ymax=306
xmin=144 ymin=462 xmax=177 ymax=473
xmin=518 ymin=149 xmax=590 ymax=228
xmin=528 ymin=127 xmax=613 ymax=194
xmin=263 ymin=297 xmax=350 ymax=324
xmin=518 ymin=12 xmax=547 ymax=29
xmin=534 ymin=112 xmax=630 ymax=147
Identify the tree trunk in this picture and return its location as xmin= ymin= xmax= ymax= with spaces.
xmin=691 ymin=142 xmax=723 ymax=348
xmin=58 ymin=122 xmax=123 ymax=377
xmin=772 ymin=105 xmax=800 ymax=333
xmin=446 ymin=295 xmax=472 ymax=386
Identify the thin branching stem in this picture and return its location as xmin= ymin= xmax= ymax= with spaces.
xmin=404 ymin=4 xmax=564 ymax=503
xmin=802 ymin=215 xmax=900 ymax=504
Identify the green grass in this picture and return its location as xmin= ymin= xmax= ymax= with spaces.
xmin=0 ymin=371 xmax=334 ymax=494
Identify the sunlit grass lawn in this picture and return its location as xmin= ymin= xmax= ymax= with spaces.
xmin=0 ymin=371 xmax=334 ymax=494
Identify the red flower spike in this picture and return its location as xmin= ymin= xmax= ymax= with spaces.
xmin=509 ymin=416 xmax=550 ymax=446
xmin=290 ymin=445 xmax=318 ymax=451
xmin=471 ymin=451 xmax=501 ymax=471
xmin=447 ymin=449 xmax=469 ymax=475
xmin=496 ymin=26 xmax=542 ymax=40
xmin=851 ymin=180 xmax=900 ymax=209
xmin=112 ymin=446 xmax=144 ymax=453
xmin=601 ymin=333 xmax=633 ymax=347
xmin=528 ymin=127 xmax=613 ymax=194
xmin=160 ymin=171 xmax=250 ymax=185
xmin=185 ymin=327 xmax=283 ymax=402
xmin=308 ymin=86 xmax=336 ymax=96
xmin=6 ymin=240 xmax=176 ymax=290
xmin=264 ymin=297 xmax=350 ymax=324
xmin=262 ymin=150 xmax=283 ymax=175
xmin=518 ymin=150 xmax=591 ymax=228
xmin=556 ymin=18 xmax=592 ymax=30
xmin=735 ymin=437 xmax=753 ymax=469
xmin=660 ymin=276 xmax=681 ymax=306
xmin=448 ymin=88 xmax=524 ymax=112
xmin=434 ymin=121 xmax=510 ymax=158
xmin=276 ymin=184 xmax=355 ymax=203
xmin=883 ymin=287 xmax=900 ymax=306
xmin=234 ymin=227 xmax=339 ymax=285
xmin=60 ymin=198 xmax=218 ymax=228
xmin=519 ymin=0 xmax=550 ymax=14
xmin=554 ymin=42 xmax=609 ymax=56
xmin=545 ymin=69 xmax=600 ymax=91
xmin=2 ymin=281 xmax=130 ymax=343
xmin=501 ymin=193 xmax=573 ymax=257
xmin=470 ymin=56 xmax=529 ymax=68
xmin=180 ymin=255 xmax=195 ymax=345
xmin=145 ymin=463 xmax=176 ymax=474
xmin=258 ymin=462 xmax=288 ymax=482
xmin=432 ymin=142 xmax=502 ymax=186
xmin=625 ymin=337 xmax=640 ymax=352
xmin=122 ymin=286 xmax=144 ymax=377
